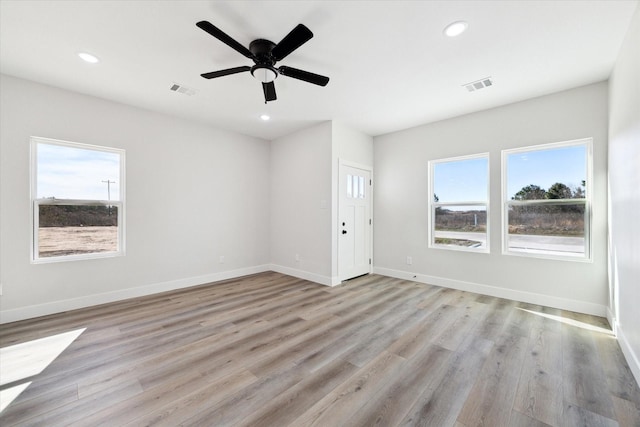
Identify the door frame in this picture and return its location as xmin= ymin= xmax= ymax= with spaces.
xmin=337 ymin=158 xmax=373 ymax=282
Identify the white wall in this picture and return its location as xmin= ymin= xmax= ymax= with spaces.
xmin=608 ymin=3 xmax=640 ymax=384
xmin=269 ymin=121 xmax=373 ymax=285
xmin=332 ymin=121 xmax=374 ymax=167
xmin=373 ymin=82 xmax=609 ymax=316
xmin=269 ymin=122 xmax=334 ymax=284
xmin=0 ymin=75 xmax=270 ymax=323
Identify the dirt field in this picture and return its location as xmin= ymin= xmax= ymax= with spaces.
xmin=38 ymin=226 xmax=118 ymax=257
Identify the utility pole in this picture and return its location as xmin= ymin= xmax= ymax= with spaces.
xmin=102 ymin=180 xmax=115 ymax=215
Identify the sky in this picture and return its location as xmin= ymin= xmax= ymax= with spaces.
xmin=37 ymin=143 xmax=121 ymax=200
xmin=433 ymin=144 xmax=586 ymax=202
xmin=506 ymin=145 xmax=586 ymax=199
xmin=433 ymin=156 xmax=488 ymax=202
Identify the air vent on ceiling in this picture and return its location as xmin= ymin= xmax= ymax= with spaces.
xmin=169 ymin=83 xmax=196 ymax=96
xmin=463 ymin=77 xmax=493 ymax=92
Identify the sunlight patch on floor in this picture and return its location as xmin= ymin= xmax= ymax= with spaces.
xmin=0 ymin=382 xmax=31 ymax=413
xmin=517 ymin=308 xmax=613 ymax=336
xmin=0 ymin=328 xmax=85 ymax=413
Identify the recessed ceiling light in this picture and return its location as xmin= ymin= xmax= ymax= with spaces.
xmin=78 ymin=52 xmax=99 ymax=63
xmin=443 ymin=21 xmax=468 ymax=37
xmin=260 ymin=114 xmax=270 ymax=121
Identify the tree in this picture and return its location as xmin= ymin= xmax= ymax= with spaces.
xmin=572 ymin=180 xmax=586 ymax=199
xmin=512 ymin=184 xmax=546 ymax=200
xmin=546 ymin=182 xmax=573 ymax=199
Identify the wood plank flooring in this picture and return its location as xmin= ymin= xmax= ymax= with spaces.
xmin=1 ymin=272 xmax=639 ymax=426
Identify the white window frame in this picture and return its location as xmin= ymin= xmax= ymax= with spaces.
xmin=30 ymin=136 xmax=126 ymax=263
xmin=428 ymin=152 xmax=490 ymax=253
xmin=501 ymin=138 xmax=592 ymax=262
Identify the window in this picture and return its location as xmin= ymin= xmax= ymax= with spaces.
xmin=31 ymin=137 xmax=125 ymax=262
xmin=428 ymin=153 xmax=489 ymax=252
xmin=502 ymin=139 xmax=591 ymax=260
xmin=347 ymin=174 xmax=366 ymax=199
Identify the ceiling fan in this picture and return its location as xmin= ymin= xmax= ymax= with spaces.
xmin=196 ymin=21 xmax=330 ymax=103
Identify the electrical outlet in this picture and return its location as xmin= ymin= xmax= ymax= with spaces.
xmin=406 ymin=256 xmax=412 ymax=265
xmin=219 ymin=256 xmax=225 ymax=264
xmin=295 ymin=254 xmax=300 ymax=262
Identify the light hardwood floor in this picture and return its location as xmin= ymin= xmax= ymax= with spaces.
xmin=1 ymin=272 xmax=639 ymax=426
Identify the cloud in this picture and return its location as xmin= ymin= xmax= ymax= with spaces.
xmin=37 ymin=143 xmax=121 ymax=200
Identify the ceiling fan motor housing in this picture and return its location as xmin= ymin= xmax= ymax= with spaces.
xmin=249 ymin=39 xmax=278 ymax=83
xmin=249 ymin=39 xmax=276 ymax=64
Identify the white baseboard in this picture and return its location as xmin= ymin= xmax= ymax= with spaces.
xmin=373 ymin=266 xmax=607 ymax=317
xmin=0 ymin=265 xmax=270 ymax=324
xmin=268 ymin=264 xmax=339 ymax=287
xmin=606 ymin=306 xmax=616 ymax=333
xmin=1 ymin=264 xmax=609 ymax=325
xmin=616 ymin=322 xmax=640 ymax=388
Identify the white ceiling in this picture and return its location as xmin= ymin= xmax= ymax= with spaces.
xmin=1 ymin=1 xmax=637 ymax=140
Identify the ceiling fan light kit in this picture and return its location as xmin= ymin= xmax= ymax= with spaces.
xmin=251 ymin=65 xmax=278 ymax=83
xmin=196 ymin=21 xmax=330 ymax=103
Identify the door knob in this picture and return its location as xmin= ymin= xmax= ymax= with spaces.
xmin=342 ymin=230 xmax=347 ymax=234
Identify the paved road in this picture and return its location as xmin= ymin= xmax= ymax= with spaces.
xmin=434 ymin=231 xmax=487 ymax=249
xmin=434 ymin=231 xmax=585 ymax=256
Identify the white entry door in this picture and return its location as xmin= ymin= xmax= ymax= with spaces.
xmin=338 ymin=162 xmax=372 ymax=281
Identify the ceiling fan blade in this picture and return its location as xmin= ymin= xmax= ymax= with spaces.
xmin=271 ymin=24 xmax=313 ymax=61
xmin=262 ymin=81 xmax=277 ymax=102
xmin=278 ymin=66 xmax=329 ymax=86
xmin=201 ymin=66 xmax=251 ymax=79
xmin=196 ymin=21 xmax=255 ymax=59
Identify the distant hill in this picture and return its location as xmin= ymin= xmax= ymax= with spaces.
xmin=39 ymin=205 xmax=117 ymax=227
